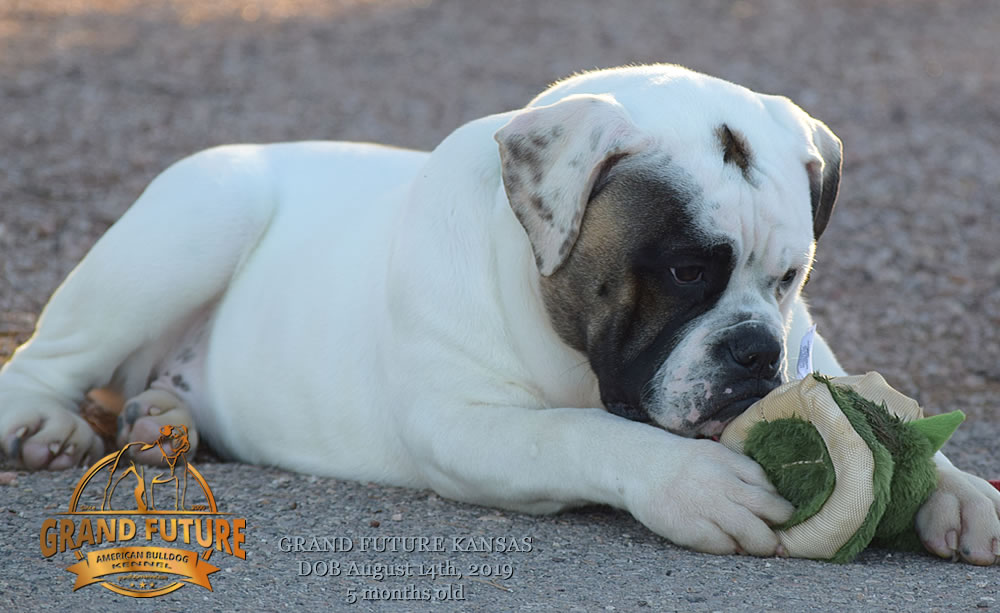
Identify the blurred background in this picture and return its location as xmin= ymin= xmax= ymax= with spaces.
xmin=1 ymin=0 xmax=998 ymax=418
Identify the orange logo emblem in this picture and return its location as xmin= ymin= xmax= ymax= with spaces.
xmin=40 ymin=425 xmax=247 ymax=598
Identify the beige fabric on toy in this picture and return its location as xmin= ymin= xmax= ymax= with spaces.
xmin=719 ymin=372 xmax=924 ymax=559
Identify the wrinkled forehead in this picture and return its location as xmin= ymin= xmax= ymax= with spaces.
xmin=534 ymin=67 xmax=819 ymax=259
xmin=608 ymin=153 xmax=815 ymax=275
xmin=531 ymin=66 xmax=818 ymax=154
xmin=611 ymin=137 xmax=816 ymax=275
xmin=688 ymin=145 xmax=816 ymax=272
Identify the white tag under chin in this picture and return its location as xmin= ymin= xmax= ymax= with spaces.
xmin=796 ymin=324 xmax=817 ymax=380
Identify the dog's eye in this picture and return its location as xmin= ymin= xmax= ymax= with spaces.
xmin=670 ymin=266 xmax=704 ymax=285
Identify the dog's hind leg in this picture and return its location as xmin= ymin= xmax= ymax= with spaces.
xmin=116 ymin=389 xmax=199 ymax=468
xmin=0 ymin=145 xmax=276 ymax=469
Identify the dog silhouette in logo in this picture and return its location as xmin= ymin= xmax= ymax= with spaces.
xmin=102 ymin=424 xmax=192 ymax=512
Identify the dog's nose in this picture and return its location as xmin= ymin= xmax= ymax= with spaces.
xmin=726 ymin=328 xmax=782 ymax=379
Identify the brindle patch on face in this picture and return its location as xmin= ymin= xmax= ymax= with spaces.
xmin=716 ymin=124 xmax=754 ymax=183
xmin=538 ymin=155 xmax=735 ymax=423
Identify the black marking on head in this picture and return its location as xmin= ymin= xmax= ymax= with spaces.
xmin=539 ymin=158 xmax=734 ymax=423
xmin=588 ymin=153 xmax=628 ymax=202
xmin=504 ymin=134 xmax=545 ymax=186
xmin=589 ymin=126 xmax=603 ymax=152
xmin=532 ymin=123 xmax=564 ymax=148
xmin=716 ymin=124 xmax=753 ymax=180
xmin=806 ymin=120 xmax=843 ymax=240
xmin=171 ymin=374 xmax=191 ymax=393
xmin=504 ymin=170 xmax=523 ymax=195
xmin=556 ymin=209 xmax=585 ymax=256
xmin=527 ymin=194 xmax=554 ymax=223
xmin=807 ymin=155 xmax=841 ymax=240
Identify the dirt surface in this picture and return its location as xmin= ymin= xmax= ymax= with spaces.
xmin=1 ymin=0 xmax=1000 ymax=610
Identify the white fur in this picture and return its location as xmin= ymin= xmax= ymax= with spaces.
xmin=2 ymin=65 xmax=998 ymax=563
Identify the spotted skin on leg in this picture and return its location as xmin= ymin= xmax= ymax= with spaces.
xmin=116 ymin=389 xmax=199 ymax=467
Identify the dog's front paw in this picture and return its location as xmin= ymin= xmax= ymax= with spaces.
xmin=627 ymin=439 xmax=793 ymax=556
xmin=0 ymin=390 xmax=104 ymax=470
xmin=916 ymin=464 xmax=1000 ymax=565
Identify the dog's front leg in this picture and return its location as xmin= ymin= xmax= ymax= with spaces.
xmin=917 ymin=453 xmax=1000 ymax=565
xmin=401 ymin=404 xmax=792 ymax=556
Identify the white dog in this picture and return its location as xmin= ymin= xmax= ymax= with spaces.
xmin=2 ymin=64 xmax=998 ymax=563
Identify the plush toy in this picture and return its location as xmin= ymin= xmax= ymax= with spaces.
xmin=719 ymin=326 xmax=965 ymax=562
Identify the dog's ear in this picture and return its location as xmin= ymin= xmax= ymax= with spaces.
xmin=805 ymin=119 xmax=842 ymax=241
xmin=495 ymin=94 xmax=649 ymax=276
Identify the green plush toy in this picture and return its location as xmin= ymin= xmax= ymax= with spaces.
xmin=720 ymin=328 xmax=965 ymax=563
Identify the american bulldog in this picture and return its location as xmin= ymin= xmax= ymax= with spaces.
xmin=3 ymin=64 xmax=998 ymax=563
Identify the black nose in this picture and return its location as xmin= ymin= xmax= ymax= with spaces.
xmin=726 ymin=328 xmax=782 ymax=379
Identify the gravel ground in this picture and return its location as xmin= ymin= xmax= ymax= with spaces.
xmin=1 ymin=0 xmax=999 ymax=610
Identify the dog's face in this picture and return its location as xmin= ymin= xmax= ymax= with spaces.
xmin=496 ymin=65 xmax=841 ymax=437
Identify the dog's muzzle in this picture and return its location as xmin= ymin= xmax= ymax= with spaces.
xmin=707 ymin=322 xmax=784 ymax=423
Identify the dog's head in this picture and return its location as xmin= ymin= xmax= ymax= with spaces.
xmin=495 ymin=65 xmax=841 ymax=437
